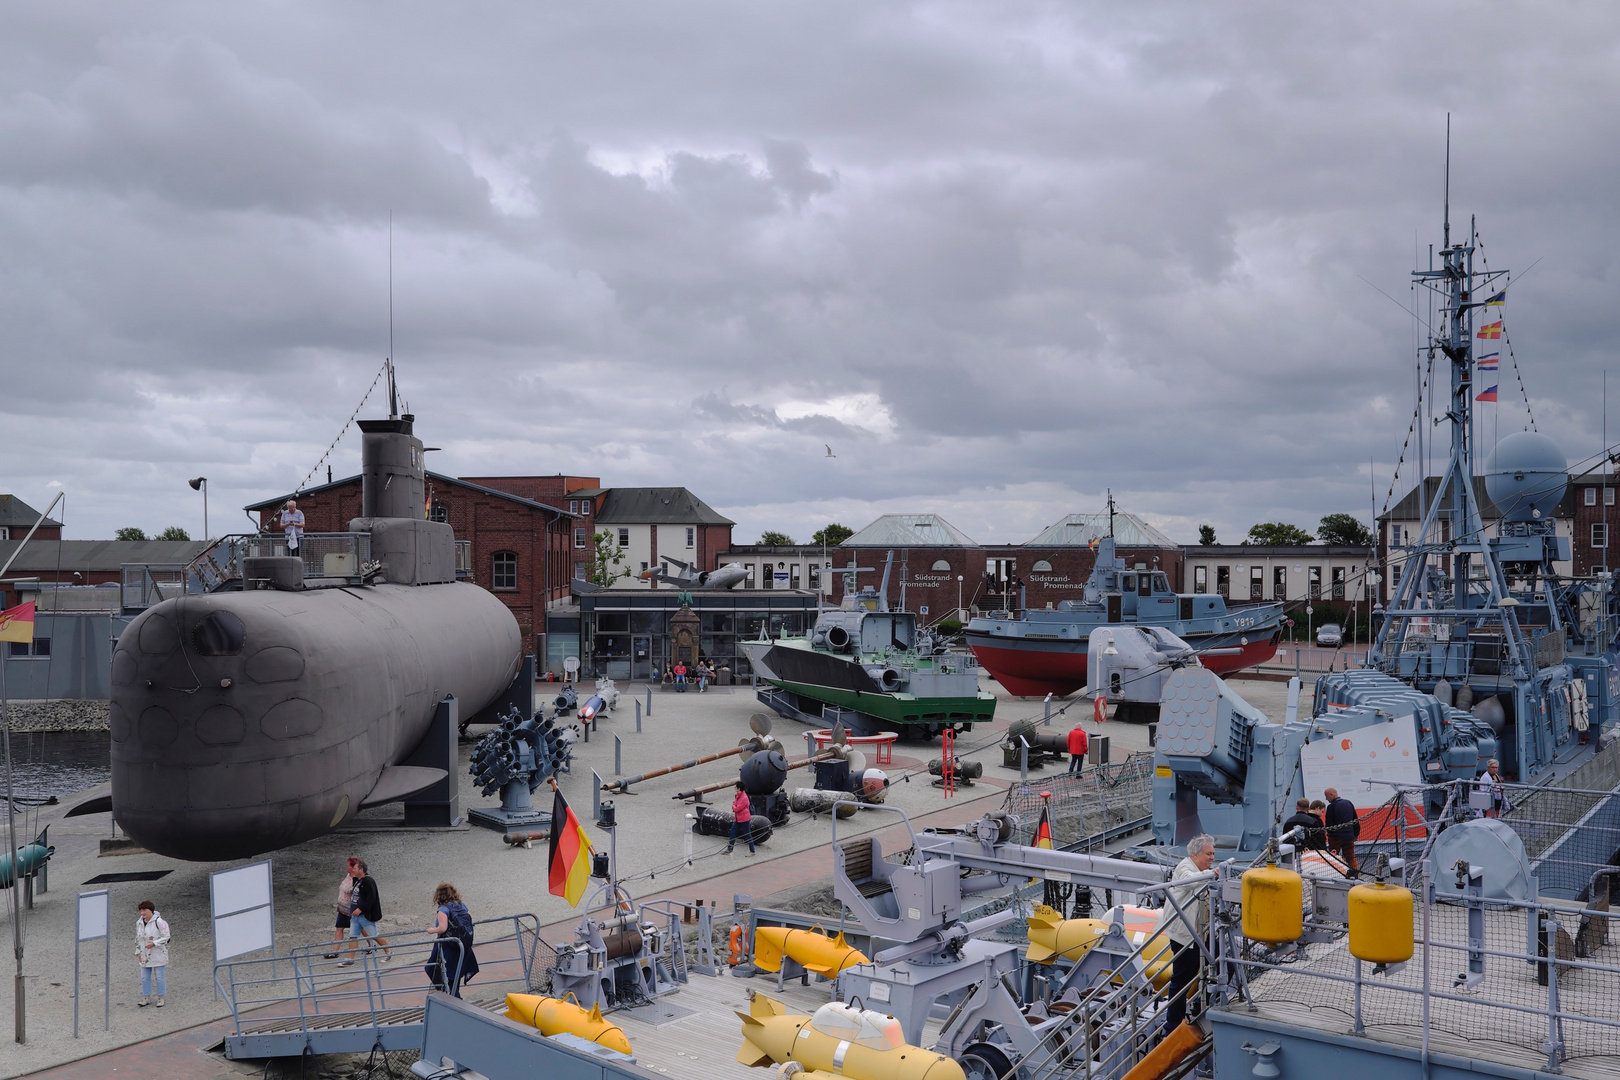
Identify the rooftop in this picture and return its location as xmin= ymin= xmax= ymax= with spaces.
xmin=594 ymin=487 xmax=735 ymax=526
xmin=0 ymin=538 xmax=210 ymax=574
xmin=0 ymin=494 xmax=64 ymax=531
xmin=840 ymin=513 xmax=978 ymax=548
xmin=1026 ymin=511 xmax=1177 ymax=548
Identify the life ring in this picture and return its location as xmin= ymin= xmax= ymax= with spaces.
xmin=1093 ymin=696 xmax=1108 ymax=725
xmin=728 ymin=924 xmax=747 ymax=966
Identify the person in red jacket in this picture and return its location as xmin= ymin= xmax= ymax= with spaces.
xmin=1067 ymin=724 xmax=1089 ymax=774
xmin=723 ymin=780 xmax=756 ymax=856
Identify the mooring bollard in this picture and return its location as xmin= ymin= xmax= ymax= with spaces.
xmin=647 ymin=687 xmax=653 ymax=716
xmin=614 ymin=734 xmax=623 ymax=775
xmin=635 ymin=698 xmax=643 ymax=732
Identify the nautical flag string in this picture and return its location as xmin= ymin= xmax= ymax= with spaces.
xmin=1476 ymin=352 xmax=1499 ymax=371
xmin=1476 ymin=385 xmax=1499 ymax=403
xmin=1485 ymin=289 xmax=1507 ymax=306
xmin=1471 ymin=229 xmax=1536 ymax=430
xmin=1476 ymin=320 xmax=1503 ymax=340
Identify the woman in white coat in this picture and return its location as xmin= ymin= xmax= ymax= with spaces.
xmin=135 ymin=900 xmax=171 ymax=1007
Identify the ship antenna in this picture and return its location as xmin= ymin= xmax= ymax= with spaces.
xmin=387 ymin=210 xmax=398 ymax=419
xmin=1442 ymin=114 xmax=1451 ymax=250
xmin=1107 ymin=489 xmax=1116 ymax=539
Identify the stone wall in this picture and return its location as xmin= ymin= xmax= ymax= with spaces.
xmin=5 ymin=698 xmax=110 ymax=731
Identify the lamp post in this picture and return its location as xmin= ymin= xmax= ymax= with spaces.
xmin=957 ymin=575 xmax=964 ymax=622
xmin=188 ymin=477 xmax=208 ymax=540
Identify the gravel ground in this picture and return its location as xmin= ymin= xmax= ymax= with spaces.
xmin=3 ymin=699 xmax=109 ymax=732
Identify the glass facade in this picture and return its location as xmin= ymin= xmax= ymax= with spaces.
xmin=572 ymin=592 xmax=819 ymax=680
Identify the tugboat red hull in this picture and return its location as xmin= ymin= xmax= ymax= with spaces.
xmin=968 ymin=630 xmax=1281 ymax=698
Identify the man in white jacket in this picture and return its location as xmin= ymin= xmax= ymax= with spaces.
xmin=1163 ymin=834 xmax=1214 ymax=1029
xmin=135 ymin=900 xmax=171 ymax=1007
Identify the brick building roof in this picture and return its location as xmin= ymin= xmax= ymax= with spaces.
xmin=840 ymin=513 xmax=978 ymax=547
xmin=1027 ymin=511 xmax=1177 ymax=548
xmin=593 ymin=487 xmax=734 ymax=525
xmin=0 ymin=495 xmax=64 ymax=531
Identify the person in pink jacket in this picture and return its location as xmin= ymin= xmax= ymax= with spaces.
xmin=723 ymin=780 xmax=756 ymax=856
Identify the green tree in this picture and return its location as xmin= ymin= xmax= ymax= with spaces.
xmin=115 ymin=527 xmax=148 ymax=541
xmin=811 ymin=523 xmax=854 ymax=547
xmin=1198 ymin=524 xmax=1217 ymax=546
xmin=759 ymin=530 xmax=795 ymax=546
xmin=1317 ymin=513 xmax=1375 ymax=547
xmin=587 ymin=530 xmax=629 ymax=587
xmin=1244 ymin=522 xmax=1314 ymax=546
xmin=158 ymin=526 xmax=191 ymax=541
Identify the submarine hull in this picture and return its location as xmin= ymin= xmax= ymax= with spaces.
xmin=110 ymin=581 xmax=520 ymax=861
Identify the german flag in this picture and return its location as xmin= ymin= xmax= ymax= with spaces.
xmin=0 ymin=602 xmax=35 ymax=645
xmin=1033 ymin=805 xmax=1054 ymax=849
xmin=1476 ymin=320 xmax=1503 ymax=340
xmin=548 ymin=787 xmax=594 ymax=906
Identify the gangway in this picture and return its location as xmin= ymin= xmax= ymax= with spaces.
xmin=214 ymin=914 xmax=544 ymax=1059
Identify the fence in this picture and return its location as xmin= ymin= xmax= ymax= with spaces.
xmin=1001 ymin=752 xmax=1157 ymax=851
xmin=213 ymin=914 xmax=544 ymax=1058
xmin=1228 ymin=867 xmax=1620 ymax=1074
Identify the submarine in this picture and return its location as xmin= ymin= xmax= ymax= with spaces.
xmin=105 ymin=409 xmax=522 ymax=861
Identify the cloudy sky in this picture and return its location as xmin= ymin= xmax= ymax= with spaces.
xmin=5 ymin=3 xmax=1619 ymax=547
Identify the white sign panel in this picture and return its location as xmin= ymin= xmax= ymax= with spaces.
xmin=1299 ymin=714 xmax=1423 ymax=801
xmin=214 ymin=906 xmax=275 ymax=963
xmin=77 ymin=891 xmax=109 ymax=941
xmin=211 ymin=859 xmax=276 ymax=964
xmin=212 ymin=860 xmax=271 ymax=917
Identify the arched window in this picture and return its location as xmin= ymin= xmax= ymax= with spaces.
xmin=492 ymin=551 xmax=518 ymax=591
xmin=1031 ymin=559 xmax=1054 ymax=572
xmin=931 ymin=560 xmax=952 ymax=571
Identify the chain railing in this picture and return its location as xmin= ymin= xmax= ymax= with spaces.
xmin=1002 ymin=752 xmax=1156 ymax=851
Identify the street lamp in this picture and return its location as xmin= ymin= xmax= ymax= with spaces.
xmin=188 ymin=477 xmax=208 ymax=539
xmin=957 ymin=575 xmax=964 ymax=622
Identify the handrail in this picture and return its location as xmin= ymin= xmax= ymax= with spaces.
xmin=214 ymin=913 xmax=542 ymax=1047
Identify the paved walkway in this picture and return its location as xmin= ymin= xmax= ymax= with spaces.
xmin=22 ymin=783 xmax=1011 ymax=1080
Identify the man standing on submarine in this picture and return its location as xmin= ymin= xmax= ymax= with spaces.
xmin=279 ymin=497 xmax=306 ymax=556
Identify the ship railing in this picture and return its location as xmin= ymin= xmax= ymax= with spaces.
xmin=212 ymin=913 xmax=543 ymax=1058
xmin=119 ymin=562 xmax=187 ymax=613
xmin=1226 ymin=866 xmax=1620 ymax=1074
xmin=1014 ymin=875 xmax=1216 ymax=1080
xmin=224 ymin=532 xmax=375 ymax=583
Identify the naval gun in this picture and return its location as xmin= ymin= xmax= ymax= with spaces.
xmin=1151 ymin=665 xmax=1501 ymax=856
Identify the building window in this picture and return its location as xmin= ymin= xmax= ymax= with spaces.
xmin=618 ymin=528 xmax=630 ymax=548
xmin=1609 ymin=488 xmax=1616 ymax=506
xmin=428 ymin=501 xmax=449 ymax=523
xmin=1332 ymin=566 xmax=1347 ymax=600
xmin=1249 ymin=566 xmax=1264 ymax=600
xmin=1593 ymin=523 xmax=1608 ymax=549
xmin=1587 ymin=488 xmax=1598 ymax=506
xmin=1273 ymin=565 xmax=1287 ymax=600
xmin=492 ymin=551 xmax=518 ymax=590
xmin=0 ymin=527 xmax=8 ymax=540
xmin=1215 ymin=567 xmax=1229 ymax=598
xmin=573 ymin=561 xmax=586 ymax=580
xmin=1390 ymin=524 xmax=1402 ymax=546
xmin=568 ymin=500 xmax=578 ymax=514
xmin=686 ymin=527 xmax=695 ymax=548
xmin=1193 ymin=566 xmax=1208 ymax=593
xmin=791 ymin=565 xmax=802 ymax=590
xmin=744 ymin=564 xmax=756 ymax=588
xmin=1031 ymin=559 xmax=1054 ymax=573
xmin=574 ymin=527 xmax=588 ymax=549
xmin=1308 ymin=566 xmax=1322 ymax=600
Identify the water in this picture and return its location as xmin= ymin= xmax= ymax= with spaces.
xmin=2 ymin=730 xmax=110 ymax=804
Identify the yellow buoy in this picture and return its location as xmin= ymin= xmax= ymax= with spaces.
xmin=1241 ymin=861 xmax=1303 ymax=944
xmin=1348 ymin=880 xmax=1414 ymax=964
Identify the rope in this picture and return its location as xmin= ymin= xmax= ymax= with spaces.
xmin=293 ymin=358 xmax=391 ymax=495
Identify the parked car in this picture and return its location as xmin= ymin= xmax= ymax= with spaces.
xmin=1316 ymin=623 xmax=1344 ymax=647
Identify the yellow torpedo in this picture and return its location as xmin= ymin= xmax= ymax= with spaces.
xmin=753 ymin=926 xmax=870 ymax=978
xmin=504 ymin=992 xmax=633 ymax=1056
xmin=736 ymin=993 xmax=965 ymax=1080
xmin=1024 ymin=904 xmax=1173 ymax=987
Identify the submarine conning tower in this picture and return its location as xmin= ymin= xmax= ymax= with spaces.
xmin=346 ymin=414 xmax=457 ymax=586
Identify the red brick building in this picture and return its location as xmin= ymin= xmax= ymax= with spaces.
xmin=0 ymin=495 xmax=63 ymax=542
xmin=1570 ymin=469 xmax=1620 ymax=575
xmin=247 ymin=473 xmax=588 ymax=659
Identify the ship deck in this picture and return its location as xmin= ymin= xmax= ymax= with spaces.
xmin=1227 ymin=901 xmax=1620 ymax=1079
xmin=615 ymin=970 xmax=941 ymax=1080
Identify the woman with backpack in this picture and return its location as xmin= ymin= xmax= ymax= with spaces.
xmin=134 ymin=900 xmax=171 ymax=1007
xmin=426 ymin=882 xmax=479 ymax=996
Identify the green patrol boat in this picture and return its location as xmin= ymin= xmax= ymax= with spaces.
xmin=741 ymin=554 xmax=995 ymax=738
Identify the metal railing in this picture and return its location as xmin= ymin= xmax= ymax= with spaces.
xmin=213 ymin=914 xmax=543 ymax=1058
xmin=120 ymin=562 xmax=187 ymax=611
xmin=1002 ymin=753 xmax=1157 ymax=852
xmin=121 ymin=532 xmax=379 ymax=611
xmin=1225 ymin=864 xmax=1620 ymax=1073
